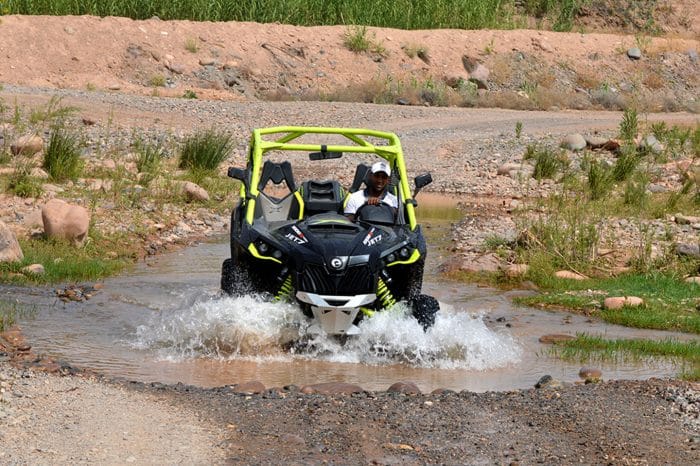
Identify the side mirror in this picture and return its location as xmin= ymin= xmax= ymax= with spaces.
xmin=413 ymin=173 xmax=433 ymax=198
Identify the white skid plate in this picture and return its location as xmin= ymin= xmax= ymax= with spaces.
xmin=296 ymin=292 xmax=376 ymax=335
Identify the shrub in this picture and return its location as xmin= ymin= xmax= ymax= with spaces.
xmin=523 ymin=145 xmax=569 ymax=180
xmin=184 ymin=37 xmax=199 ymax=53
xmin=343 ymin=25 xmax=385 ymax=56
xmin=586 ymin=158 xmax=612 ymax=201
xmin=43 ymin=126 xmax=83 ymax=181
xmin=619 ymin=107 xmax=639 ymax=142
xmin=179 ymin=129 xmax=233 ymax=171
xmin=8 ymin=163 xmax=43 ymax=198
xmin=135 ymin=140 xmax=164 ymax=185
xmin=612 ymin=144 xmax=641 ymax=182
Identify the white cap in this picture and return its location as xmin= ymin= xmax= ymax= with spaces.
xmin=371 ymin=161 xmax=391 ymax=176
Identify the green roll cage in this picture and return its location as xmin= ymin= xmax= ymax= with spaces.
xmin=239 ymin=126 xmax=419 ymax=230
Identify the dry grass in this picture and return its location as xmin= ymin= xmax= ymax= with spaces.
xmin=488 ymin=54 xmax=516 ymax=85
xmin=575 ymin=69 xmax=602 ymax=89
xmin=643 ymin=71 xmax=665 ymax=90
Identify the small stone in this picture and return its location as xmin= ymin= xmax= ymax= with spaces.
xmin=539 ymin=334 xmax=575 ymax=344
xmin=234 ymin=381 xmax=265 ymax=395
xmin=535 ymin=375 xmax=562 ymax=389
xmin=21 ymin=264 xmax=45 ymax=276
xmin=627 ymin=48 xmax=642 ymax=60
xmin=560 ymin=134 xmax=586 ymax=151
xmin=554 ymin=270 xmax=587 ymax=280
xmin=387 ymin=382 xmax=421 ymax=394
xmin=684 ymin=276 xmax=700 ymax=285
xmin=604 ymin=296 xmax=644 ymax=310
xmin=578 ymin=367 xmax=602 ymax=380
xmin=504 ymin=264 xmax=529 ymax=278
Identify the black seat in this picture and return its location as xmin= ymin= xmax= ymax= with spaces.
xmin=258 ymin=161 xmax=296 ymax=193
xmin=298 ymin=180 xmax=345 ymax=217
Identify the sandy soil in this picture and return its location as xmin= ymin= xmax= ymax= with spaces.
xmin=0 ymin=10 xmax=699 ymax=465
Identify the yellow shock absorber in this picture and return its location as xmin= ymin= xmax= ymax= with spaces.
xmin=274 ymin=275 xmax=293 ymax=302
xmin=376 ymin=278 xmax=396 ymax=309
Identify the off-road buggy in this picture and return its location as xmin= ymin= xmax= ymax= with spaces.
xmin=221 ymin=126 xmax=439 ymax=335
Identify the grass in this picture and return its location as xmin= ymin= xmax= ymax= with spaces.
xmin=43 ymin=126 xmax=83 ymax=181
xmin=0 ymin=235 xmax=133 ymax=284
xmin=178 ymin=129 xmax=234 ymax=171
xmin=343 ymin=25 xmax=386 ymax=56
xmin=523 ymin=144 xmax=569 ymax=180
xmin=149 ymin=74 xmax=167 ymax=87
xmin=7 ymin=162 xmax=43 ymax=198
xmin=515 ymin=273 xmax=700 ymax=334
xmin=0 ymin=300 xmax=35 ymax=332
xmin=0 ymin=1 xmax=584 ymax=31
xmin=551 ymin=334 xmax=700 ymax=381
xmin=184 ymin=37 xmax=199 ymax=53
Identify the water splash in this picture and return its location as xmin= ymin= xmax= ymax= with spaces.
xmin=133 ymin=294 xmax=520 ymax=370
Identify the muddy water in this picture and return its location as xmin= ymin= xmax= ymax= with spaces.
xmin=9 ymin=196 xmax=695 ymax=392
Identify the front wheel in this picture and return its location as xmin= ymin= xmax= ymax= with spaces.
xmin=221 ymin=258 xmax=252 ymax=296
xmin=410 ymin=294 xmax=439 ymax=330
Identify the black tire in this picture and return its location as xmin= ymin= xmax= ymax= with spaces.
xmin=220 ymin=258 xmax=252 ymax=296
xmin=411 ymin=294 xmax=439 ymax=330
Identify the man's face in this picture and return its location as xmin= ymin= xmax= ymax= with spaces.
xmin=369 ymin=171 xmax=389 ymax=191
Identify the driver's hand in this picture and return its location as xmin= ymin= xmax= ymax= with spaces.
xmin=366 ymin=196 xmax=380 ymax=205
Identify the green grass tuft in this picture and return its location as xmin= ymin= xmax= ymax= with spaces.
xmin=43 ymin=126 xmax=83 ymax=181
xmin=178 ymin=129 xmax=233 ymax=172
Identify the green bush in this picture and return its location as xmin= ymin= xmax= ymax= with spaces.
xmin=178 ymin=129 xmax=233 ymax=171
xmin=523 ymin=145 xmax=568 ymax=180
xmin=43 ymin=126 xmax=83 ymax=181
xmin=8 ymin=163 xmax=43 ymax=198
xmin=586 ymin=158 xmax=612 ymax=200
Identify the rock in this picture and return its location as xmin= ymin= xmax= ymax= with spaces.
xmin=41 ymin=199 xmax=90 ymax=246
xmin=199 ymin=58 xmax=216 ymax=66
xmin=10 ymin=134 xmax=43 ymax=156
xmin=676 ymin=243 xmax=700 ymax=258
xmin=675 ymin=214 xmax=700 ymax=225
xmin=21 ymin=263 xmax=45 ymax=276
xmin=585 ymin=136 xmax=609 ymax=148
xmin=182 ymin=181 xmax=209 ymax=202
xmin=0 ymin=220 xmax=24 ymax=263
xmin=688 ymin=49 xmax=698 ymax=63
xmin=459 ymin=253 xmax=502 ymax=273
xmin=234 ymin=381 xmax=265 ymax=395
xmin=299 ymin=382 xmax=364 ymax=395
xmin=640 ymin=134 xmax=664 ymax=154
xmin=387 ymin=382 xmax=421 ymax=394
xmin=539 ymin=334 xmax=575 ymax=344
xmin=578 ymin=367 xmax=602 ymax=380
xmin=461 ymin=55 xmax=489 ymax=89
xmin=627 ymin=47 xmax=642 ymax=60
xmin=604 ymin=296 xmax=644 ymax=310
xmin=685 ymin=276 xmax=700 ymax=285
xmin=166 ymin=62 xmax=186 ymax=74
xmin=30 ymin=167 xmax=49 ymax=179
xmin=535 ymin=375 xmax=562 ymax=389
xmin=504 ymin=263 xmax=529 ymax=278
xmin=560 ymin=134 xmax=586 ymax=151
xmin=497 ymin=163 xmax=522 ymax=176
xmin=81 ymin=117 xmax=97 ymax=126
xmin=554 ymin=270 xmax=587 ymax=280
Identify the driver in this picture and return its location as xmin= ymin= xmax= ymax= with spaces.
xmin=344 ymin=161 xmax=398 ymax=222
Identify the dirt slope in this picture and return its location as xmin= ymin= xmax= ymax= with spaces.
xmin=0 ymin=13 xmax=697 ymax=109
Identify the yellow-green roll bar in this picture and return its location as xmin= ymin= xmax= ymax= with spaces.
xmin=239 ymin=126 xmax=419 ymax=230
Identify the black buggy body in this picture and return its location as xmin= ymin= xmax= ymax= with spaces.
xmin=222 ymin=126 xmax=439 ymax=335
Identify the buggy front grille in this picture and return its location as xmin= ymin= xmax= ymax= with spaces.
xmin=298 ymin=263 xmax=374 ymax=295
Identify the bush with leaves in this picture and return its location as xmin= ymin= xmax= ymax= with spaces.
xmin=43 ymin=126 xmax=83 ymax=181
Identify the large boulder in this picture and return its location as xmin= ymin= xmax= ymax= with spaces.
xmin=0 ymin=220 xmax=24 ymax=263
xmin=10 ymin=134 xmax=43 ymax=156
xmin=41 ymin=199 xmax=90 ymax=246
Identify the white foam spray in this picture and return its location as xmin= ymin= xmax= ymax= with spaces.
xmin=133 ymin=294 xmax=521 ymax=370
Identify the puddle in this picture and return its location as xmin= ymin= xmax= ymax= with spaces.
xmin=5 ymin=195 xmax=696 ymax=392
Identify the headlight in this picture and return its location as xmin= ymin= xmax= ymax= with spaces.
xmin=273 ymin=250 xmax=283 ymax=259
xmin=399 ymin=247 xmax=411 ymax=259
xmin=386 ymin=253 xmax=396 ymax=263
xmin=257 ymin=242 xmax=269 ymax=253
